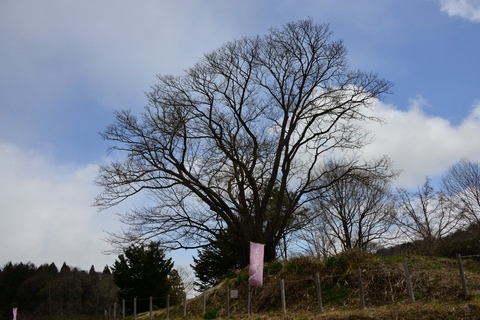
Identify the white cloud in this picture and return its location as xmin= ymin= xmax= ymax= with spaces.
xmin=0 ymin=142 xmax=195 ymax=271
xmin=0 ymin=142 xmax=116 ymax=271
xmin=438 ymin=0 xmax=480 ymax=22
xmin=363 ymin=97 xmax=480 ymax=188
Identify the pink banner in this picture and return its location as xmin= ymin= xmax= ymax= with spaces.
xmin=248 ymin=242 xmax=265 ymax=287
xmin=13 ymin=308 xmax=17 ymax=320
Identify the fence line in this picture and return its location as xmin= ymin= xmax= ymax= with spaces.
xmin=104 ymin=255 xmax=476 ymax=319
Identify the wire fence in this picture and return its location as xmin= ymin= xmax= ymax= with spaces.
xmin=105 ymin=254 xmax=479 ymax=319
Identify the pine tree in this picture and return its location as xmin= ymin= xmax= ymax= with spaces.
xmin=168 ymin=269 xmax=185 ymax=304
xmin=111 ymin=241 xmax=173 ymax=313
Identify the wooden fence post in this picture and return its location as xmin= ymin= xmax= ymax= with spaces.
xmin=133 ymin=297 xmax=137 ymax=320
xmin=183 ymin=292 xmax=187 ymax=317
xmin=315 ymin=273 xmax=323 ymax=312
xmin=280 ymin=279 xmax=287 ymax=314
xmin=225 ymin=286 xmax=230 ymax=316
xmin=457 ymin=254 xmax=469 ymax=299
xmin=403 ymin=261 xmax=415 ymax=302
xmin=122 ymin=299 xmax=125 ymax=319
xmin=166 ymin=294 xmax=170 ymax=320
xmin=202 ymin=291 xmax=206 ymax=316
xmin=149 ymin=296 xmax=152 ymax=320
xmin=248 ymin=285 xmax=252 ymax=316
xmin=357 ymin=268 xmax=365 ymax=309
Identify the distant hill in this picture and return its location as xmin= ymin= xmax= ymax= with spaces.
xmin=377 ymin=222 xmax=480 ymax=257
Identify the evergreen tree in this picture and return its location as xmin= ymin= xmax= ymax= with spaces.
xmin=89 ymin=265 xmax=96 ymax=275
xmin=168 ymin=269 xmax=185 ymax=304
xmin=102 ymin=265 xmax=111 ymax=274
xmin=191 ymin=235 xmax=242 ymax=291
xmin=191 ymin=186 xmax=296 ymax=291
xmin=0 ymin=262 xmax=37 ymax=319
xmin=60 ymin=262 xmax=70 ymax=273
xmin=111 ymin=241 xmax=173 ymax=313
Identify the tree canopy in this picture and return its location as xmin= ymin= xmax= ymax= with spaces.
xmin=111 ymin=241 xmax=174 ymax=312
xmin=95 ymin=19 xmax=393 ymax=266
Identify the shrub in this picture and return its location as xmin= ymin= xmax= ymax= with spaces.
xmin=235 ymin=269 xmax=249 ymax=284
xmin=203 ymin=310 xmax=218 ymax=319
xmin=264 ymin=261 xmax=283 ymax=275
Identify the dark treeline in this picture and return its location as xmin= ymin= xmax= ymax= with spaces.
xmin=0 ymin=261 xmax=117 ymax=319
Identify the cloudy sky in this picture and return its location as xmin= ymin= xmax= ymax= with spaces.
xmin=1 ymin=0 xmax=479 ymax=272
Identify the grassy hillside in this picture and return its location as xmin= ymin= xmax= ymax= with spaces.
xmin=141 ymin=250 xmax=480 ymax=319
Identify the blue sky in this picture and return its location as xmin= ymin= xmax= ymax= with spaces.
xmin=1 ymin=0 xmax=479 ymax=272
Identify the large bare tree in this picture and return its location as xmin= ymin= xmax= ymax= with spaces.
xmin=94 ymin=19 xmax=392 ymax=266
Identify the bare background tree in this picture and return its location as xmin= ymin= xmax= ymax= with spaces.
xmin=95 ymin=19 xmax=392 ymax=266
xmin=296 ymin=211 xmax=338 ymax=260
xmin=298 ymin=157 xmax=398 ymax=255
xmin=441 ymin=158 xmax=480 ymax=225
xmin=175 ymin=266 xmax=196 ymax=298
xmin=395 ymin=177 xmax=459 ymax=247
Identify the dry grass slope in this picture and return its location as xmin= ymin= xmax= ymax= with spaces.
xmin=139 ymin=250 xmax=480 ymax=319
